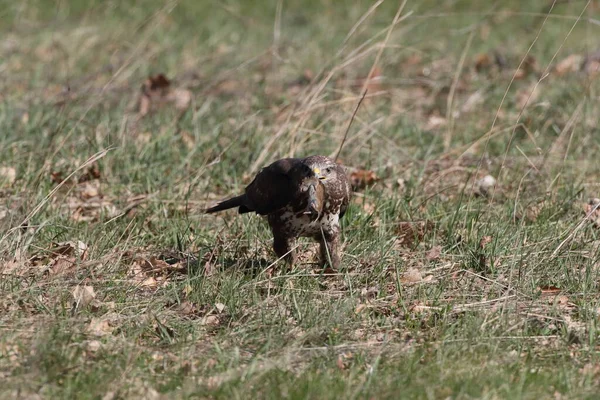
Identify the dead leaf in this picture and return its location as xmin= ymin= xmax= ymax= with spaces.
xmin=1 ymin=255 xmax=32 ymax=277
xmin=360 ymin=286 xmax=379 ymax=300
xmin=201 ymin=315 xmax=220 ymax=326
xmin=180 ymin=131 xmax=195 ymax=149
xmin=426 ymin=114 xmax=447 ymax=130
xmin=349 ymin=169 xmax=378 ymax=191
xmin=583 ymin=50 xmax=600 ymax=76
xmin=178 ymin=301 xmax=200 ymax=317
xmin=478 ymin=237 xmax=492 ymax=251
xmin=475 ymin=175 xmax=497 ymax=197
xmin=72 ymin=285 xmax=96 ymax=311
xmin=61 ymin=182 xmax=117 ymax=222
xmin=516 ymin=83 xmax=540 ymax=109
xmin=87 ymin=318 xmax=114 ymax=337
xmin=354 ymin=303 xmax=367 ymax=314
xmin=53 ymin=241 xmax=88 ymax=259
xmin=215 ymin=303 xmax=225 ymax=313
xmin=86 ymin=340 xmax=102 ymax=353
xmin=538 ymin=285 xmax=561 ymax=295
xmin=0 ymin=167 xmax=16 ymax=185
xmin=80 ymin=183 xmax=99 ymax=199
xmin=78 ymin=164 xmax=101 ymax=183
xmin=336 ymin=355 xmax=346 ymax=370
xmin=30 ymin=241 xmax=88 ymax=276
xmin=50 ymin=257 xmax=77 ymax=275
xmin=426 ymin=245 xmax=442 ymax=261
xmin=401 ymin=267 xmax=423 ymax=284
xmin=584 ymin=198 xmax=600 ymax=227
xmin=359 ymin=66 xmax=384 ymax=92
xmin=554 ymin=54 xmax=584 ymax=76
xmin=138 ymin=73 xmax=192 ymax=117
xmin=167 ymin=88 xmax=192 ymax=111
xmin=395 ymin=220 xmax=434 ymax=247
xmin=461 ymin=90 xmax=485 ymax=113
xmin=474 ymin=53 xmax=492 ymax=71
xmin=127 ymin=253 xmax=189 ymax=289
xmin=514 ymin=55 xmax=538 ymax=79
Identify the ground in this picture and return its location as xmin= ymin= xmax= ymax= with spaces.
xmin=1 ymin=0 xmax=600 ymax=398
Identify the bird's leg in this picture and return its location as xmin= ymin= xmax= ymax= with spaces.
xmin=318 ymin=229 xmax=340 ymax=271
xmin=273 ymin=235 xmax=297 ymax=267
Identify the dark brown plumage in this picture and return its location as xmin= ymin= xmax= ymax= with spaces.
xmin=205 ymin=155 xmax=351 ymax=269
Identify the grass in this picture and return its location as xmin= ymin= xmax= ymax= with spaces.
xmin=1 ymin=0 xmax=600 ymax=398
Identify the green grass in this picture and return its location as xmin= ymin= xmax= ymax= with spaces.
xmin=1 ymin=0 xmax=600 ymax=398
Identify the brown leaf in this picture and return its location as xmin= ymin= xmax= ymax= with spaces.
xmin=87 ymin=318 xmax=114 ymax=337
xmin=49 ymin=256 xmax=77 ymax=276
xmin=61 ymin=182 xmax=116 ymax=222
xmin=30 ymin=240 xmax=88 ymax=276
xmin=336 ymin=355 xmax=346 ymax=370
xmin=354 ymin=303 xmax=367 ymax=314
xmin=180 ymin=131 xmax=195 ymax=149
xmin=138 ymin=73 xmax=191 ymax=116
xmin=178 ymin=301 xmax=200 ymax=317
xmin=72 ymin=285 xmax=96 ymax=311
xmin=538 ymin=285 xmax=561 ymax=295
xmin=583 ymin=50 xmax=600 ymax=76
xmin=475 ymin=175 xmax=497 ymax=197
xmin=360 ymin=66 xmax=384 ymax=92
xmin=426 ymin=114 xmax=447 ymax=130
xmin=479 ymin=236 xmax=492 ymax=249
xmin=78 ymin=164 xmax=101 ymax=183
xmin=515 ymin=83 xmax=540 ymax=109
xmin=514 ymin=55 xmax=538 ymax=79
xmin=584 ymin=198 xmax=600 ymax=227
xmin=201 ymin=315 xmax=220 ymax=326
xmin=143 ymin=73 xmax=170 ymax=93
xmin=0 ymin=167 xmax=16 ymax=186
xmin=426 ymin=245 xmax=442 ymax=261
xmin=215 ymin=303 xmax=225 ymax=313
xmin=401 ymin=267 xmax=423 ymax=284
xmin=350 ymin=169 xmax=378 ymax=191
xmin=80 ymin=182 xmax=99 ymax=199
xmin=143 ymin=256 xmax=171 ymax=273
xmin=554 ymin=54 xmax=584 ymax=76
xmin=395 ymin=220 xmax=434 ymax=247
xmin=474 ymin=53 xmax=492 ymax=71
xmin=167 ymin=88 xmax=192 ymax=111
xmin=50 ymin=171 xmax=64 ymax=184
xmin=86 ymin=340 xmax=102 ymax=353
xmin=51 ymin=240 xmax=89 ymax=260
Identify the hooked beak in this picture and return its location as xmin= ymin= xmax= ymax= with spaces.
xmin=312 ymin=167 xmax=326 ymax=181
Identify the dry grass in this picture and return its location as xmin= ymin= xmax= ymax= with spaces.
xmin=1 ymin=0 xmax=600 ymax=398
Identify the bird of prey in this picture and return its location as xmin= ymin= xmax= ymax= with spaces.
xmin=205 ymin=155 xmax=351 ymax=269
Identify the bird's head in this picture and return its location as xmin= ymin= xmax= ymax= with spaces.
xmin=303 ymin=156 xmax=339 ymax=187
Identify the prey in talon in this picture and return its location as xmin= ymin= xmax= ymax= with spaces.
xmin=303 ymin=179 xmax=325 ymax=221
xmin=204 ymin=155 xmax=351 ymax=270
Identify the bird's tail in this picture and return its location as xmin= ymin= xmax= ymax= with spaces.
xmin=204 ymin=195 xmax=246 ymax=214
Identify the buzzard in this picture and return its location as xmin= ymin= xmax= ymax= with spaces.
xmin=205 ymin=155 xmax=351 ymax=269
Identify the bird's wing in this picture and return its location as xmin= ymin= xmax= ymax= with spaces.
xmin=244 ymin=158 xmax=301 ymax=215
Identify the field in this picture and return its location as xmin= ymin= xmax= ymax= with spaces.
xmin=1 ymin=0 xmax=600 ymax=398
